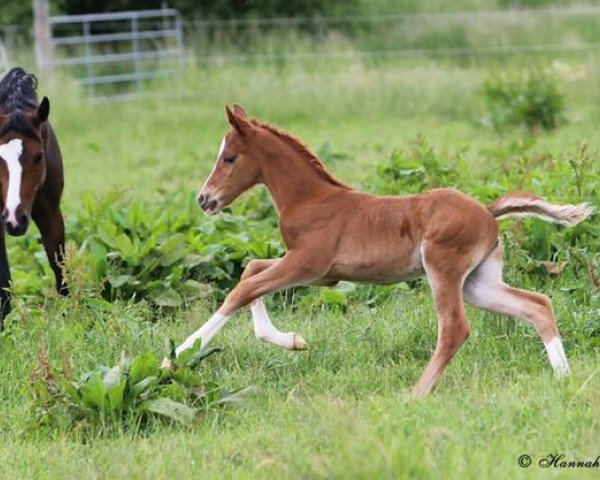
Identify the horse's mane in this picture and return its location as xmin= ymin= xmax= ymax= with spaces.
xmin=251 ymin=119 xmax=352 ymax=190
xmin=0 ymin=68 xmax=40 ymax=138
xmin=0 ymin=68 xmax=39 ymax=113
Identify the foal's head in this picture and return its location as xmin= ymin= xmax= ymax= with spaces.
xmin=198 ymin=105 xmax=262 ymax=215
xmin=0 ymin=97 xmax=50 ymax=236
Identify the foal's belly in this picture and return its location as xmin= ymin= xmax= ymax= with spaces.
xmin=325 ymin=243 xmax=424 ymax=284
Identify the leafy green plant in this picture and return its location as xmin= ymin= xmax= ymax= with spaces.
xmin=482 ymin=69 xmax=566 ymax=133
xmin=68 ymin=190 xmax=283 ymax=306
xmin=370 ymin=136 xmax=466 ymax=195
xmin=28 ymin=337 xmax=253 ymax=433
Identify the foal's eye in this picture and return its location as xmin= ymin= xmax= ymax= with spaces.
xmin=34 ymin=154 xmax=43 ymax=164
xmin=223 ymin=154 xmax=237 ymax=164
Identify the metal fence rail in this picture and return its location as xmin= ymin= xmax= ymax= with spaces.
xmin=185 ymin=5 xmax=600 ymax=27
xmin=49 ymin=9 xmax=185 ymax=98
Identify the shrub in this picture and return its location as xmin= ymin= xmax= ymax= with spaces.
xmin=482 ymin=70 xmax=565 ymax=133
xmin=28 ymin=337 xmax=252 ymax=433
xmin=68 ymin=189 xmax=282 ymax=307
xmin=370 ymin=136 xmax=466 ymax=195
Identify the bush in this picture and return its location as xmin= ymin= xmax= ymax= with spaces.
xmin=68 ymin=189 xmax=282 ymax=307
xmin=482 ymin=70 xmax=566 ymax=133
xmin=369 ymin=136 xmax=467 ymax=195
xmin=28 ymin=337 xmax=252 ymax=433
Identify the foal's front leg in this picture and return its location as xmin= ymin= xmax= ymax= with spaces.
xmin=173 ymin=252 xmax=326 ymax=358
xmin=0 ymin=231 xmax=11 ymax=328
xmin=32 ymin=204 xmax=68 ymax=296
xmin=243 ymin=259 xmax=307 ymax=350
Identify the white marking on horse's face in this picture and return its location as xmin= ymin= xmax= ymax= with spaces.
xmin=217 ymin=136 xmax=226 ymax=160
xmin=198 ymin=136 xmax=227 ymax=202
xmin=0 ymin=139 xmax=23 ymax=226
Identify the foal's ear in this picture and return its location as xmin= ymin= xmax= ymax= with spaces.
xmin=225 ymin=105 xmax=252 ymax=136
xmin=35 ymin=97 xmax=50 ymax=125
xmin=232 ymin=104 xmax=248 ymax=118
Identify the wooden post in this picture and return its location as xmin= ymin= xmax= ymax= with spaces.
xmin=33 ymin=0 xmax=53 ymax=76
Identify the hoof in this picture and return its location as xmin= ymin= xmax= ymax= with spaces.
xmin=293 ymin=333 xmax=307 ymax=350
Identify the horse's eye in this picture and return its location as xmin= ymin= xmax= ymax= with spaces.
xmin=223 ymin=154 xmax=237 ymax=164
xmin=34 ymin=154 xmax=43 ymax=164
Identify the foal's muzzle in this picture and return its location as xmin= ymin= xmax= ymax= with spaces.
xmin=197 ymin=191 xmax=220 ymax=215
xmin=2 ymin=209 xmax=29 ymax=236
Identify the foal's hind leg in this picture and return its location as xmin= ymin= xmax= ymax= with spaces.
xmin=411 ymin=245 xmax=474 ymax=398
xmin=243 ymin=259 xmax=307 ymax=350
xmin=32 ymin=203 xmax=68 ymax=296
xmin=463 ymin=246 xmax=569 ymax=377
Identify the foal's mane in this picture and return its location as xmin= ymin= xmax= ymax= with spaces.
xmin=0 ymin=67 xmax=40 ymax=138
xmin=252 ymin=119 xmax=352 ymax=190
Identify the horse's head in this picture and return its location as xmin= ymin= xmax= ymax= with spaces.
xmin=198 ymin=105 xmax=261 ymax=215
xmin=0 ymin=97 xmax=50 ymax=236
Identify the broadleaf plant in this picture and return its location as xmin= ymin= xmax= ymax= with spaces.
xmin=28 ymin=338 xmax=251 ymax=433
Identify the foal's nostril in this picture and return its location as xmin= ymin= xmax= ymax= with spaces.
xmin=1 ymin=210 xmax=7 ymax=223
xmin=198 ymin=194 xmax=205 ymax=206
xmin=19 ymin=214 xmax=27 ymax=225
xmin=207 ymin=199 xmax=218 ymax=211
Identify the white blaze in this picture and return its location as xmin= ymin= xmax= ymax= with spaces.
xmin=0 ymin=139 xmax=23 ymax=225
xmin=198 ymin=136 xmax=227 ymax=199
xmin=217 ymin=136 xmax=226 ymax=160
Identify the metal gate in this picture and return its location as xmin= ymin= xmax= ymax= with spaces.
xmin=49 ymin=9 xmax=185 ymax=101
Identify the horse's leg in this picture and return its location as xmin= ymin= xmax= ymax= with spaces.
xmin=243 ymin=259 xmax=307 ymax=350
xmin=32 ymin=203 xmax=68 ymax=296
xmin=463 ymin=246 xmax=569 ymax=377
xmin=411 ymin=244 xmax=473 ymax=398
xmin=0 ymin=231 xmax=11 ymax=328
xmin=172 ymin=251 xmax=326 ymax=358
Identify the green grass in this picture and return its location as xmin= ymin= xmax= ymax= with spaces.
xmin=0 ymin=56 xmax=599 ymax=478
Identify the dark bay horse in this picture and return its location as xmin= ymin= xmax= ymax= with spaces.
xmin=171 ymin=105 xmax=592 ymax=397
xmin=0 ymin=68 xmax=68 ymax=327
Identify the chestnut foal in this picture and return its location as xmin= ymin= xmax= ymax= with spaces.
xmin=173 ymin=105 xmax=592 ymax=397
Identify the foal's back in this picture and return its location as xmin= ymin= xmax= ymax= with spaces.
xmin=306 ymin=188 xmax=498 ymax=284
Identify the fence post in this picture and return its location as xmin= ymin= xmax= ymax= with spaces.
xmin=131 ymin=13 xmax=142 ymax=92
xmin=175 ymin=12 xmax=185 ymax=70
xmin=33 ymin=0 xmax=53 ymax=76
xmin=83 ymin=20 xmax=94 ymax=96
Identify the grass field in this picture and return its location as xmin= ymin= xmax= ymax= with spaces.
xmin=0 ymin=53 xmax=599 ymax=479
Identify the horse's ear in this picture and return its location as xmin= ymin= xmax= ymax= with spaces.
xmin=232 ymin=104 xmax=247 ymax=118
xmin=225 ymin=105 xmax=253 ymax=136
xmin=35 ymin=96 xmax=50 ymax=125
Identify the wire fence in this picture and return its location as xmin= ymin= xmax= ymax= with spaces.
xmin=3 ymin=5 xmax=600 ymax=64
xmin=182 ymin=6 xmax=600 ymax=68
xmin=178 ymin=5 xmax=600 ymax=65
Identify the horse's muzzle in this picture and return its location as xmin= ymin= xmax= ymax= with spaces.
xmin=197 ymin=192 xmax=220 ymax=215
xmin=2 ymin=210 xmax=29 ymax=236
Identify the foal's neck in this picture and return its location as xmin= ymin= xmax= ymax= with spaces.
xmin=256 ymin=128 xmax=351 ymax=214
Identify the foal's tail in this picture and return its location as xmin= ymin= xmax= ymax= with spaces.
xmin=488 ymin=192 xmax=595 ymax=226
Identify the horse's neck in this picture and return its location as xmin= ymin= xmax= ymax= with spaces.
xmin=258 ymin=140 xmax=339 ymax=213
